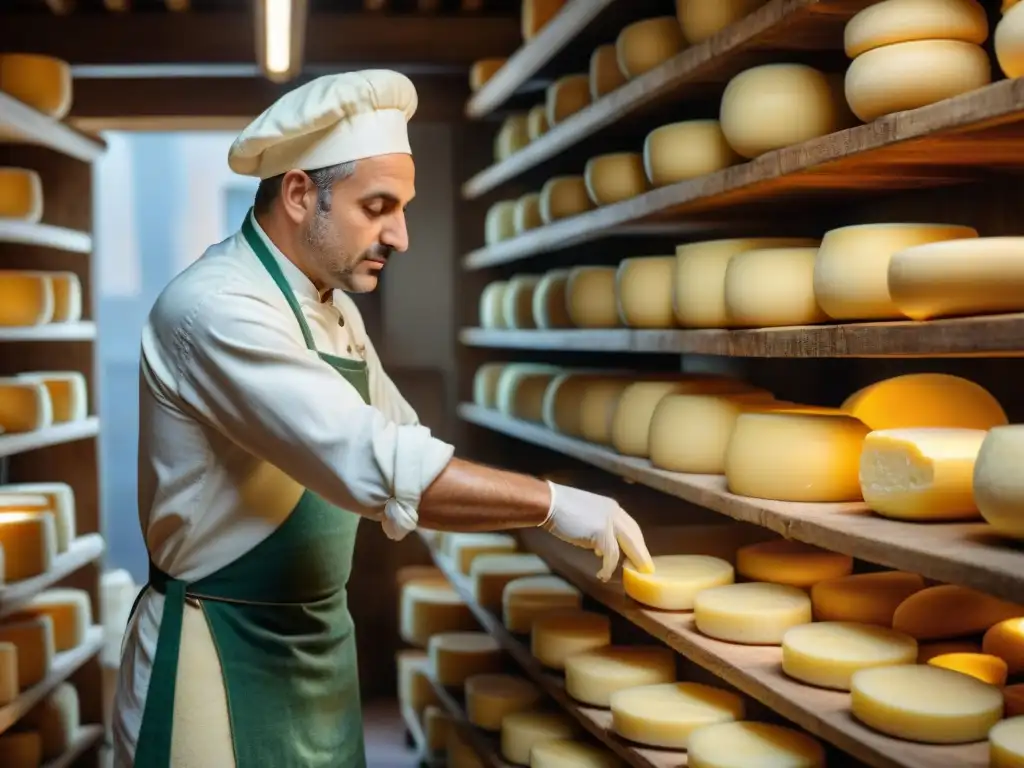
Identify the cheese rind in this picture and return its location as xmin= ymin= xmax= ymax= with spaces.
xmin=495 ymin=364 xmax=561 ymax=422
xmin=0 ymin=167 xmax=43 ymax=223
xmin=842 ymin=373 xmax=1007 ymax=431
xmin=724 ymin=247 xmax=827 ymax=327
xmin=465 ymin=673 xmax=542 ymax=731
xmin=470 ymin=553 xmax=550 ymax=609
xmin=485 ymin=201 xmax=518 ymax=245
xmin=781 ymin=621 xmax=918 ymax=690
xmin=677 ymin=0 xmax=769 ymax=44
xmin=850 ymin=664 xmax=1004 ymax=743
xmin=513 ymin=194 xmax=544 ymax=236
xmin=0 ymin=54 xmax=73 ymax=119
xmin=47 ymin=271 xmax=82 ymax=323
xmin=479 ymin=282 xmax=510 ymax=329
xmin=844 ymin=0 xmax=990 ymax=58
xmin=473 ymin=363 xmax=507 ymax=409
xmin=811 ymin=571 xmax=926 ymax=626
xmin=622 ymin=554 xmax=734 ymax=611
xmin=10 ymin=588 xmax=91 ymax=652
xmin=0 ymin=272 xmax=55 ymax=327
xmin=531 ymin=740 xmax=623 ymax=768
xmin=0 ymin=484 xmax=75 ymax=554
xmin=531 ymin=610 xmax=611 ymax=669
xmin=616 ymin=256 xmax=676 ymax=329
xmin=565 ymin=266 xmax=620 ymax=328
xmin=984 ymin=617 xmax=1024 ymax=675
xmin=428 ymin=631 xmax=503 ymax=687
xmin=18 ymin=371 xmax=88 ymax=423
xmin=928 ymin=652 xmax=1009 ymax=686
xmin=735 ymin=540 xmax=853 ymax=588
xmin=495 ymin=115 xmax=531 ymax=162
xmin=584 ymin=153 xmax=648 ymax=206
xmin=609 ymin=682 xmax=745 ymax=749
xmin=590 ymin=44 xmax=627 ymax=99
xmin=399 ymin=583 xmax=477 ymax=647
xmin=539 ymin=176 xmax=594 ymax=223
xmin=546 ymin=74 xmax=591 ymax=126
xmin=501 ymin=276 xmax=542 ymax=329
xmin=687 ymin=721 xmax=826 ymax=768
xmin=527 ymin=105 xmax=549 ymax=140
xmin=448 ymin=532 xmax=517 ymax=575
xmin=502 ymin=575 xmax=581 ymax=634
xmin=565 ymin=646 xmax=676 ymax=707
xmin=975 ymin=425 xmax=1024 ymax=540
xmin=0 ymin=378 xmax=53 ymax=434
xmin=615 ymin=17 xmax=684 ymax=79
xmin=991 ymin=716 xmax=1024 ymax=767
xmin=694 ymin=582 xmax=812 ymax=645
xmin=892 ymin=584 xmax=1024 ymax=640
xmin=500 ymin=711 xmax=578 ymax=765
xmin=532 ymin=270 xmax=573 ymax=330
xmin=0 ymin=510 xmax=57 ymax=582
xmin=0 ymin=615 xmax=55 ymax=689
xmin=643 ymin=120 xmax=739 ymax=187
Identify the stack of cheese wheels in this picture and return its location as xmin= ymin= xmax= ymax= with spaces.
xmin=843 ymin=0 xmax=991 ymax=123
xmin=0 ymin=498 xmax=58 ymax=579
xmin=997 ymin=0 xmax=1024 ymax=77
xmin=0 ymin=54 xmax=74 ymax=120
xmin=494 ymin=363 xmax=562 ymax=423
xmin=0 ymin=168 xmax=43 ymax=223
xmin=0 ymin=482 xmax=76 ymax=555
xmin=676 ymin=0 xmax=769 ymax=44
xmin=615 ymin=16 xmax=684 ymax=79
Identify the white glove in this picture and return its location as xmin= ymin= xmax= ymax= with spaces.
xmin=541 ymin=481 xmax=654 ymax=581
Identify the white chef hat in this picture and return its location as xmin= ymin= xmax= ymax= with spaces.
xmin=228 ymin=69 xmax=418 ymax=180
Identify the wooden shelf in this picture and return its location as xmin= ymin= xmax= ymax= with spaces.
xmin=463 ymin=78 xmax=1024 ymax=269
xmin=0 ymin=534 xmax=107 ymax=618
xmin=464 ymin=0 xmax=875 ymax=197
xmin=43 ymin=724 xmax=104 ymax=768
xmin=0 ymin=626 xmax=103 ymax=734
xmin=459 ymin=404 xmax=1024 ymax=604
xmin=0 ymin=417 xmax=100 ymax=458
xmin=518 ymin=530 xmax=987 ymax=768
xmin=0 ymin=92 xmax=105 ymax=164
xmin=0 ymin=220 xmax=92 ymax=253
xmin=425 ymin=665 xmax=513 ymax=768
xmin=0 ymin=323 xmax=97 ymax=342
xmin=460 ymin=314 xmax=1024 ymax=357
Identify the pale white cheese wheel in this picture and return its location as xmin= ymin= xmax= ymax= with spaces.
xmin=565 ymin=266 xmax=620 ymax=328
xmin=687 ymin=721 xmax=826 ymax=768
xmin=501 ymin=275 xmax=542 ymax=329
xmin=448 ymin=532 xmax=518 ymax=574
xmin=584 ymin=153 xmax=648 ymax=206
xmin=579 ymin=379 xmax=634 ymax=444
xmin=546 ymin=74 xmax=591 ymax=127
xmin=850 ymin=664 xmax=1004 ymax=743
xmin=502 ymin=575 xmax=581 ymax=633
xmin=975 ymin=425 xmax=1024 ymax=541
xmin=531 ymin=609 xmax=611 ymax=669
xmin=485 ymin=201 xmax=518 ymax=245
xmin=473 ymin=363 xmax=507 ymax=408
xmin=643 ymin=120 xmax=739 ymax=187
xmin=479 ymin=281 xmax=509 ymax=329
xmin=720 ymin=64 xmax=849 ymax=159
xmin=470 ymin=57 xmax=506 ymax=91
xmin=676 ymin=0 xmax=768 ymax=44
xmin=531 ymin=269 xmax=573 ymax=329
xmin=495 ymin=364 xmax=561 ymax=422
xmin=814 ymin=222 xmax=978 ymax=320
xmin=622 ymin=554 xmax=734 ymax=610
xmin=888 ymin=236 xmax=1024 ymax=320
xmin=514 ymin=193 xmax=544 ymax=235
xmin=674 ymin=237 xmax=819 ymax=327
xmin=610 ymin=682 xmax=744 ymax=749
xmin=735 ymin=539 xmax=853 ymax=589
xmin=428 ymin=631 xmax=503 ymax=687
xmin=501 ymin=711 xmax=578 ymax=765
xmin=465 ymin=673 xmax=543 ymax=731
xmin=616 ymin=256 xmax=676 ymax=328
xmin=615 ymin=16 xmax=685 ymax=79
xmin=845 ymin=40 xmax=991 ymax=123
xmin=997 ymin=0 xmax=1024 ymax=77
xmin=0 ymin=168 xmax=43 ymax=223
xmin=724 ymin=247 xmax=828 ymax=327
xmin=495 ymin=114 xmax=531 ymax=162
xmin=590 ymin=44 xmax=627 ymax=100
xmin=565 ymin=646 xmax=676 ymax=707
xmin=527 ymin=104 xmax=549 ymax=140
xmin=781 ymin=621 xmax=918 ymax=690
xmin=990 ymin=717 xmax=1024 ymax=767
xmin=725 ymin=410 xmax=869 ymax=502
xmin=539 ymin=176 xmax=594 ymax=223
xmin=531 ymin=740 xmax=623 ymax=768
xmin=844 ymin=0 xmax=989 ymax=58
xmin=694 ymin=582 xmax=813 ymax=644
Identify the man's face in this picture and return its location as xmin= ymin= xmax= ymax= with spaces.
xmin=304 ymin=153 xmax=415 ymax=293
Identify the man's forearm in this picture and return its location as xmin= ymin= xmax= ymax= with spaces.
xmin=417 ymin=457 xmax=551 ymax=531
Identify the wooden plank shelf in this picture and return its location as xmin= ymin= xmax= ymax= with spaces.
xmin=0 ymin=534 xmax=106 ymax=618
xmin=0 ymin=322 xmax=97 ymax=343
xmin=463 ymin=77 xmax=1024 ymax=269
xmin=459 ymin=314 xmax=1024 ymax=358
xmin=464 ymin=0 xmax=876 ymax=197
xmin=0 ymin=220 xmax=93 ymax=253
xmin=518 ymin=529 xmax=988 ymax=768
xmin=0 ymin=92 xmax=105 ymax=164
xmin=43 ymin=723 xmax=105 ymax=768
xmin=458 ymin=404 xmax=1024 ymax=604
xmin=0 ymin=626 xmax=103 ymax=734
xmin=424 ymin=663 xmax=514 ymax=768
xmin=0 ymin=417 xmax=100 ymax=458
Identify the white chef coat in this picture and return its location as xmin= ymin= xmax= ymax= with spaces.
xmin=112 ymin=213 xmax=455 ymax=765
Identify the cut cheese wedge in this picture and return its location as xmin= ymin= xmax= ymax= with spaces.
xmin=448 ymin=532 xmax=517 ymax=575
xmin=609 ymin=682 xmax=744 ymax=749
xmin=399 ymin=583 xmax=476 ymax=647
xmin=860 ymin=427 xmax=987 ymax=521
xmin=531 ymin=610 xmax=611 ymax=669
xmin=781 ymin=621 xmax=918 ymax=690
xmin=850 ymin=664 xmax=1004 ymax=743
xmin=565 ymin=646 xmax=676 ymax=707
xmin=677 ymin=0 xmax=769 ymax=44
xmin=694 ymin=582 xmax=812 ymax=645
xmin=0 ymin=510 xmax=57 ymax=582
xmin=584 ymin=153 xmax=647 ymax=206
xmin=470 ymin=553 xmax=549 ymax=609
xmin=842 ymin=373 xmax=1006 ymax=430
xmin=22 ymin=681 xmax=79 ymax=760
xmin=502 ymin=275 xmax=541 ymax=329
xmin=0 ymin=615 xmax=55 ymax=689
xmin=589 ymin=44 xmax=626 ymax=99
xmin=0 ymin=54 xmax=73 ymax=119
xmin=724 ymin=247 xmax=827 ymax=327
xmin=811 ymin=571 xmax=926 ymax=626
xmin=616 ymin=256 xmax=676 ymax=329
xmin=532 ymin=269 xmax=572 ymax=330
xmin=10 ymin=588 xmax=91 ymax=652
xmin=0 ymin=272 xmax=55 ymax=327
xmin=0 ymin=731 xmax=43 ymax=768
xmin=566 ymin=266 xmax=619 ymax=328
xmin=735 ymin=540 xmax=853 ymax=588
xmin=527 ymin=105 xmax=548 ymax=140
xmin=472 ymin=363 xmax=507 ymax=409
xmin=0 ymin=378 xmax=53 ymax=434
xmin=687 ymin=720 xmax=826 ymax=768
xmin=928 ymin=652 xmax=1008 ymax=686
xmin=465 ymin=673 xmax=542 ymax=731
xmin=984 ymin=617 xmax=1024 ymax=675
xmin=892 ymin=584 xmax=1024 ymax=640
xmin=428 ymin=631 xmax=502 ymax=687
xmin=0 ymin=167 xmax=43 ymax=223
xmin=615 ymin=17 xmax=684 ymax=79
xmin=991 ymin=716 xmax=1024 ymax=767
xmin=844 ymin=0 xmax=989 ymax=58
xmin=0 ymin=487 xmax=75 ymax=555
xmin=500 ymin=711 xmax=578 ymax=765
xmin=643 ymin=120 xmax=739 ymax=187
xmin=539 ymin=176 xmax=593 ymax=223
xmin=976 ymin=425 xmax=1024 ymax=540
xmin=502 ymin=575 xmax=581 ymax=634
xmin=622 ymin=554 xmax=734 ymax=610
xmin=470 ymin=57 xmax=506 ymax=91
xmin=918 ymin=640 xmax=982 ymax=663
xmin=479 ymin=282 xmax=509 ymax=329
xmin=17 ymin=371 xmax=87 ymax=423
xmin=546 ymin=74 xmax=590 ymax=126
xmin=397 ymin=650 xmax=440 ymax=714
xmin=531 ymin=740 xmax=623 ymax=768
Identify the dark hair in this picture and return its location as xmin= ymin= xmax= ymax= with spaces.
xmin=252 ymin=161 xmax=358 ymax=215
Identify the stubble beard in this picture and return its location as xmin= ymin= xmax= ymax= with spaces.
xmin=303 ymin=210 xmax=361 ymax=292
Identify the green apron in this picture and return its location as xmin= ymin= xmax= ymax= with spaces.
xmin=129 ymin=211 xmax=368 ymax=768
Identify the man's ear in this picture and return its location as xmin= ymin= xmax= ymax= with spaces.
xmin=279 ymin=170 xmax=315 ymax=224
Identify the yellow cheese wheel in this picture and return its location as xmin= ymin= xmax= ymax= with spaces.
xmin=845 ymin=40 xmax=991 ymax=123
xmin=470 ymin=58 xmax=507 ymax=91
xmin=0 ymin=381 xmax=53 ymax=434
xmin=841 ymin=373 xmax=1007 ymax=431
xmin=539 ymin=176 xmax=594 ymax=223
xmin=546 ymin=74 xmax=591 ymax=126
xmin=676 ymin=0 xmax=768 ymax=44
xmin=513 ymin=194 xmax=544 ymax=235
xmin=19 ymin=372 xmax=86 ymax=424
xmin=0 ymin=54 xmax=72 ymax=119
xmin=10 ymin=587 xmax=91 ymax=653
xmin=527 ymin=104 xmax=549 ymax=140
xmin=579 ymin=379 xmax=634 ymax=444
xmin=472 ymin=363 xmax=507 ymax=409
xmin=990 ymin=717 xmax=1024 ymax=768
xmin=694 ymin=582 xmax=812 ymax=645
xmin=997 ymin=0 xmax=1024 ymax=78
xmin=501 ymin=575 xmax=581 ymax=634
xmin=565 ymin=266 xmax=620 ymax=328
xmin=892 ymin=584 xmax=1024 ymax=640
xmin=543 ymin=372 xmax=601 ymax=434
xmin=478 ymin=282 xmax=508 ymax=329
xmin=0 ymin=272 xmax=55 ymax=327
xmin=471 ymin=553 xmax=550 ymax=608
xmin=686 ymin=721 xmax=825 ymax=768
xmin=485 ymin=200 xmax=518 ymax=245
xmin=501 ymin=275 xmax=541 ymax=329
xmin=975 ymin=425 xmax=1024 ymax=540
xmin=565 ymin=646 xmax=677 ymax=707
xmin=0 ymin=510 xmax=57 ymax=580
xmin=609 ymin=682 xmax=744 ymax=749
xmin=531 ymin=740 xmax=623 ymax=768
xmin=399 ymin=583 xmax=477 ymax=647
xmin=531 ymin=610 xmax=610 ymax=669
xmin=984 ymin=617 xmax=1024 ymax=674
xmin=850 ymin=664 xmax=1004 ymax=743
xmin=428 ymin=631 xmax=503 ymax=687
xmin=397 ymin=650 xmax=440 ymax=715
xmin=0 ymin=168 xmax=43 ymax=223
xmin=466 ymin=673 xmax=542 ymax=731
xmin=918 ymin=640 xmax=982 ymax=663
xmin=0 ymin=615 xmax=55 ymax=688
xmin=724 ymin=246 xmax=827 ymax=327
xmin=589 ymin=44 xmax=627 ymax=100
xmin=500 ymin=711 xmax=578 ymax=765
xmin=615 ymin=17 xmax=685 ymax=79
xmin=843 ymin=0 xmax=989 ymax=58
xmin=928 ymin=652 xmax=1009 ymax=686
xmin=735 ymin=540 xmax=853 ymax=588
xmin=616 ymin=256 xmax=676 ymax=328
xmin=811 ymin=571 xmax=926 ymax=626
xmin=495 ymin=114 xmax=531 ymax=162
xmin=531 ymin=270 xmax=572 ymax=329
xmin=643 ymin=120 xmax=739 ymax=187
xmin=622 ymin=554 xmax=734 ymax=610
xmin=813 ymin=222 xmax=978 ymax=321
xmin=781 ymin=621 xmax=918 ymax=690
xmin=584 ymin=153 xmax=648 ymax=206
xmin=522 ymin=0 xmax=566 ymax=40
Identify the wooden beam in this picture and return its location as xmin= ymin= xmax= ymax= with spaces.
xmin=0 ymin=12 xmax=521 ymax=68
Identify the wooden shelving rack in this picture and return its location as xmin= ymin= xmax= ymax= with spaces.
xmin=444 ymin=1 xmax=1024 ymax=767
xmin=0 ymin=89 xmax=108 ymax=766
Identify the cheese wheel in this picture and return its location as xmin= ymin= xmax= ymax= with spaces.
xmin=522 ymin=0 xmax=566 ymax=40
xmin=720 ymin=65 xmax=849 ymax=159
xmin=18 ymin=371 xmax=87 ymax=424
xmin=674 ymin=237 xmax=819 ymax=328
xmin=622 ymin=554 xmax=734 ymax=610
xmin=566 ymin=646 xmax=676 ymax=708
xmin=0 ymin=731 xmax=43 ymax=768
xmin=0 ymin=272 xmax=55 ymax=327
xmin=471 ymin=553 xmax=550 ymax=608
xmin=495 ymin=114 xmax=531 ymax=162
xmin=527 ymin=104 xmax=549 ymax=140
xmin=811 ymin=571 xmax=926 ymax=626
xmin=0 ymin=486 xmax=75 ymax=557
xmin=724 ymin=247 xmax=827 ymax=327
xmin=539 ymin=176 xmax=593 ymax=223
xmin=447 ymin=725 xmax=483 ymax=768
xmin=502 ymin=575 xmax=581 ymax=633
xmin=589 ymin=44 xmax=627 ymax=100
xmin=470 ymin=58 xmax=506 ymax=91
xmin=532 ymin=269 xmax=573 ymax=329
xmin=735 ymin=540 xmax=853 ymax=588
xmin=928 ymin=652 xmax=1009 ymax=686
xmin=845 ymin=40 xmax=991 ymax=123
xmin=22 ymin=681 xmax=79 ymax=760
xmin=584 ymin=153 xmax=648 ymax=206
xmin=976 ymin=426 xmax=1024 ymax=540
xmin=677 ymin=0 xmax=769 ymax=44
xmin=616 ymin=256 xmax=676 ymax=328
xmin=813 ymin=222 xmax=978 ymax=321
xmin=479 ymin=281 xmax=510 ymax=329
xmin=565 ymin=266 xmax=619 ymax=328
xmin=991 ymin=717 xmax=1024 ymax=767
xmin=0 ymin=615 xmax=55 ymax=689
xmin=399 ymin=583 xmax=477 ymax=647
xmin=501 ymin=275 xmax=542 ymax=329
xmin=485 ymin=201 xmax=518 ymax=245
xmin=859 ymin=427 xmax=986 ymax=521
xmin=687 ymin=721 xmax=825 ymax=768
xmin=888 ymin=236 xmax=1024 ymax=320
xmin=694 ymin=582 xmax=812 ymax=644
xmin=424 ymin=705 xmax=449 ymax=752
xmin=495 ymin=365 xmax=560 ymax=422
xmin=531 ymin=740 xmax=623 ymax=768
xmin=0 ymin=168 xmax=43 ymax=223
xmin=984 ymin=617 xmax=1024 ymax=674
xmin=447 ymin=532 xmax=518 ymax=574
xmin=546 ymin=74 xmax=591 ymax=126
xmin=841 ymin=373 xmax=1007 ymax=431
xmin=918 ymin=640 xmax=982 ymax=663
xmin=428 ymin=631 xmax=503 ymax=687
xmin=473 ymin=363 xmax=506 ymax=408
xmin=725 ymin=410 xmax=869 ymax=502
xmin=397 ymin=650 xmax=440 ymax=714
xmin=892 ymin=584 xmax=1024 ymax=640
xmin=0 ymin=54 xmax=72 ymax=119
xmin=531 ymin=610 xmax=611 ymax=669
xmin=997 ymin=1 xmax=1024 ymax=77
xmin=643 ymin=120 xmax=739 ymax=187
xmin=395 ymin=565 xmax=446 ymax=589
xmin=542 ymin=372 xmax=619 ymax=435
xmin=579 ymin=379 xmax=633 ymax=444
xmin=610 ymin=682 xmax=744 ymax=749
xmin=465 ymin=673 xmax=542 ymax=731
xmin=850 ymin=664 xmax=1003 ymax=743
xmin=0 ymin=642 xmax=17 ymax=705
xmin=513 ymin=194 xmax=544 ymax=236
xmin=782 ymin=621 xmax=918 ymax=690
xmin=0 ymin=510 xmax=57 ymax=581
xmin=615 ymin=17 xmax=685 ymax=79
xmin=500 ymin=711 xmax=578 ymax=765
xmin=10 ymin=588 xmax=91 ymax=652
xmin=46 ymin=272 xmax=82 ymax=323
xmin=844 ymin=0 xmax=989 ymax=58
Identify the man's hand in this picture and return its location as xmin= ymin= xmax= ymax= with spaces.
xmin=541 ymin=481 xmax=655 ymax=581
